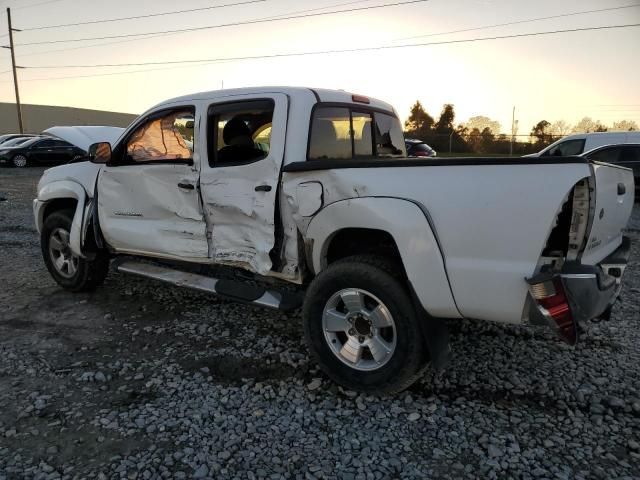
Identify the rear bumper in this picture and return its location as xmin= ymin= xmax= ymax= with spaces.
xmin=527 ymin=236 xmax=631 ymax=343
xmin=562 ymin=236 xmax=630 ymax=320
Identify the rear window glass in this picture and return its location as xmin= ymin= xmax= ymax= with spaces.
xmin=374 ymin=112 xmax=406 ymax=157
xmin=208 ymin=100 xmax=274 ymax=167
xmin=620 ymin=146 xmax=640 ymax=163
xmin=308 ymin=106 xmax=406 ymax=160
xmin=587 ymin=147 xmax=622 ymax=163
xmin=543 ymin=139 xmax=585 ymax=156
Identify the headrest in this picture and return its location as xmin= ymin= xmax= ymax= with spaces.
xmin=223 ymin=117 xmax=252 ymax=146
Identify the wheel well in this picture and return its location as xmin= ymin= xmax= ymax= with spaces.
xmin=326 ymin=228 xmax=402 ymax=266
xmin=43 ymin=198 xmax=77 ymax=221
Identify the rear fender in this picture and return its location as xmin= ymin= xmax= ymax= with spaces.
xmin=37 ymin=180 xmax=87 ymax=258
xmin=305 ymin=197 xmax=461 ymax=318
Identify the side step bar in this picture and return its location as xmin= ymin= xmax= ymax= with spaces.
xmin=116 ymin=260 xmax=303 ymax=311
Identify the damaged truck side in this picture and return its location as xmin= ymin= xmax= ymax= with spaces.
xmin=34 ymin=87 xmax=635 ymax=394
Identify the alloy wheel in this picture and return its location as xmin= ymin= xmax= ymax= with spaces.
xmin=322 ymin=288 xmax=397 ymax=371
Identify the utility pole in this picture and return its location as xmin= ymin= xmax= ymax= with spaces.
xmin=5 ymin=8 xmax=24 ymax=133
xmin=509 ymin=106 xmax=516 ymax=156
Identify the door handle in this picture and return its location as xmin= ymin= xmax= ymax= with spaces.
xmin=617 ymin=183 xmax=626 ymax=195
xmin=177 ymin=182 xmax=195 ymax=190
xmin=255 ymin=185 xmax=272 ymax=192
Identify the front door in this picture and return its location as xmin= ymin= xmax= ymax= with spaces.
xmin=97 ymin=105 xmax=209 ymax=261
xmin=198 ymin=94 xmax=288 ymax=275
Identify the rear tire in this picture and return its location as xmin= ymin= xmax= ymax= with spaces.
xmin=303 ymin=255 xmax=427 ymax=394
xmin=41 ymin=209 xmax=110 ymax=292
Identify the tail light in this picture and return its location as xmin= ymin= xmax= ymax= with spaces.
xmin=414 ymin=151 xmax=429 ymax=157
xmin=528 ymin=276 xmax=577 ymax=344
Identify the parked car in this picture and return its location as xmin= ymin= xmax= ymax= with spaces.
xmin=581 ymin=143 xmax=639 ymax=197
xmin=526 ymin=131 xmax=640 ymax=157
xmin=405 ymin=138 xmax=436 ymax=157
xmin=33 ymin=87 xmax=634 ymax=394
xmin=0 ymin=136 xmax=86 ymax=167
xmin=0 ymin=133 xmax=41 ymax=146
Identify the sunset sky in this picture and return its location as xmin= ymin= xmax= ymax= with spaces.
xmin=0 ymin=0 xmax=638 ymax=134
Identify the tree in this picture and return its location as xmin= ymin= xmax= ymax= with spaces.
xmin=480 ymin=127 xmax=495 ymax=153
xmin=464 ymin=116 xmax=501 ymax=135
xmin=434 ymin=104 xmax=456 ymax=133
xmin=572 ymin=117 xmax=607 ymax=133
xmin=549 ymin=120 xmax=571 ymax=137
xmin=612 ymin=120 xmax=639 ymax=131
xmin=404 ymin=101 xmax=434 ymax=138
xmin=531 ymin=120 xmax=551 ymax=144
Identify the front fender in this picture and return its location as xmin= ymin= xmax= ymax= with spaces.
xmin=306 ymin=197 xmax=461 ymax=318
xmin=35 ymin=180 xmax=87 ymax=258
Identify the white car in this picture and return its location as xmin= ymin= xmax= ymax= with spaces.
xmin=33 ymin=87 xmax=634 ymax=393
xmin=527 ymin=131 xmax=640 ymax=157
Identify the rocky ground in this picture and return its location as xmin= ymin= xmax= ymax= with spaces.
xmin=0 ymin=167 xmax=639 ymax=480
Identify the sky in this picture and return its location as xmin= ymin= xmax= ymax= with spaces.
xmin=0 ymin=0 xmax=638 ymax=135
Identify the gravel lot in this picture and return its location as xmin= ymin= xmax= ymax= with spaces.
xmin=1 ymin=167 xmax=639 ymax=480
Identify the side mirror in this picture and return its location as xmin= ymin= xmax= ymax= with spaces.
xmin=89 ymin=142 xmax=112 ymax=164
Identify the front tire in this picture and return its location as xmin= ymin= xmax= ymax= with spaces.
xmin=303 ymin=256 xmax=427 ymax=394
xmin=41 ymin=209 xmax=110 ymax=292
xmin=12 ymin=154 xmax=28 ymax=168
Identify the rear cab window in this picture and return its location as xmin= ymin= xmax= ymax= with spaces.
xmin=308 ymin=104 xmax=406 ymax=161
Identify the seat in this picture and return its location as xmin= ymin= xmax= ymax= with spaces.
xmin=217 ymin=117 xmax=265 ymax=164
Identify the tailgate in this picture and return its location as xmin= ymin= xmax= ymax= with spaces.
xmin=580 ymin=162 xmax=635 ymax=265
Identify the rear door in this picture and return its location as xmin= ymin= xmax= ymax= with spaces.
xmin=580 ymin=162 xmax=635 ymax=265
xmin=51 ymin=140 xmax=76 ymax=162
xmin=619 ymin=146 xmax=640 ymax=180
xmin=198 ymin=93 xmax=288 ymax=275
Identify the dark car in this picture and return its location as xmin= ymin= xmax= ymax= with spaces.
xmin=0 ymin=137 xmax=86 ymax=168
xmin=581 ymin=144 xmax=639 ymax=198
xmin=405 ymin=138 xmax=437 ymax=157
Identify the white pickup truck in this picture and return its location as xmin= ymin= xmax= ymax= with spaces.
xmin=34 ymin=87 xmax=634 ymax=393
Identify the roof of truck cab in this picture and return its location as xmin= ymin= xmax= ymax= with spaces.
xmin=159 ymin=86 xmax=397 ymax=114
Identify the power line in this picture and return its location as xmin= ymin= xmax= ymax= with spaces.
xmin=14 ymin=0 xmax=66 ymax=10
xmin=394 ymin=3 xmax=640 ymax=40
xmin=19 ymin=0 xmax=270 ymax=31
xmin=0 ymin=61 xmax=227 ymax=83
xmin=14 ymin=0 xmax=430 ymax=46
xmin=21 ymin=23 xmax=640 ymax=70
xmin=14 ymin=0 xmax=377 ymax=58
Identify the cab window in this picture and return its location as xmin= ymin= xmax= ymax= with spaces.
xmin=125 ymin=108 xmax=194 ymax=163
xmin=207 ymin=100 xmax=274 ymax=167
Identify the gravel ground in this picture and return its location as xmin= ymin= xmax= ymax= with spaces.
xmin=0 ymin=167 xmax=639 ymax=480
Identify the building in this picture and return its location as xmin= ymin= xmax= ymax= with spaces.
xmin=0 ymin=103 xmax=137 ymax=134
